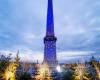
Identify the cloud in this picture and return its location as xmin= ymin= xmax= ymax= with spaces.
xmin=57 ymin=51 xmax=95 ymax=62
xmin=0 ymin=49 xmax=98 ymax=63
xmin=21 ymin=32 xmax=37 ymax=44
xmin=54 ymin=0 xmax=100 ymax=52
xmin=0 ymin=49 xmax=43 ymax=62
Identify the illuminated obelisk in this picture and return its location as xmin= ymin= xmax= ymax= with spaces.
xmin=43 ymin=0 xmax=57 ymax=68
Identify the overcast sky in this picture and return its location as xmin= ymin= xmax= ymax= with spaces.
xmin=0 ymin=0 xmax=100 ymax=62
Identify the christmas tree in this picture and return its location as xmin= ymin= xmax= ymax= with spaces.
xmin=39 ymin=64 xmax=52 ymax=80
xmin=72 ymin=63 xmax=92 ymax=80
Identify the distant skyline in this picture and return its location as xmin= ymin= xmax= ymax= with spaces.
xmin=0 ymin=0 xmax=100 ymax=62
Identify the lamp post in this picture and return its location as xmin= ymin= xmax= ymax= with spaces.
xmin=56 ymin=65 xmax=62 ymax=73
xmin=56 ymin=65 xmax=62 ymax=80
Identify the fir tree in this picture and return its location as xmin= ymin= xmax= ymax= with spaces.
xmin=72 ymin=63 xmax=92 ymax=80
xmin=39 ymin=64 xmax=52 ymax=80
xmin=0 ymin=54 xmax=11 ymax=80
xmin=14 ymin=51 xmax=20 ymax=68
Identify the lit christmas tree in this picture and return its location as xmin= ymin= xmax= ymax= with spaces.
xmin=90 ymin=56 xmax=100 ymax=80
xmin=4 ymin=52 xmax=20 ymax=80
xmin=72 ymin=63 xmax=92 ymax=80
xmin=39 ymin=64 xmax=52 ymax=80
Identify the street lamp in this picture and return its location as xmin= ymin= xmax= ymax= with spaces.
xmin=56 ymin=65 xmax=62 ymax=73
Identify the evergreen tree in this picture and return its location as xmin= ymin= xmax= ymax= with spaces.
xmin=89 ymin=56 xmax=99 ymax=80
xmin=14 ymin=51 xmax=20 ymax=79
xmin=14 ymin=51 xmax=20 ymax=68
xmin=72 ymin=63 xmax=92 ymax=80
xmin=83 ymin=69 xmax=93 ymax=80
xmin=17 ymin=72 xmax=32 ymax=80
xmin=63 ymin=70 xmax=73 ymax=80
xmin=0 ymin=54 xmax=11 ymax=80
xmin=39 ymin=64 xmax=52 ymax=80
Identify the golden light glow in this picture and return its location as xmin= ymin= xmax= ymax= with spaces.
xmin=4 ymin=70 xmax=10 ymax=80
xmin=75 ymin=63 xmax=85 ymax=80
xmin=4 ymin=62 xmax=17 ymax=80
xmin=96 ymin=68 xmax=100 ymax=79
xmin=93 ymin=63 xmax=100 ymax=80
xmin=36 ymin=63 xmax=51 ymax=80
xmin=98 ymin=73 xmax=100 ymax=79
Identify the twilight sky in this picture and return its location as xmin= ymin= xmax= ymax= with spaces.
xmin=0 ymin=0 xmax=100 ymax=62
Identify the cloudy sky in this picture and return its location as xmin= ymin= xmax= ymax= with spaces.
xmin=0 ymin=0 xmax=100 ymax=62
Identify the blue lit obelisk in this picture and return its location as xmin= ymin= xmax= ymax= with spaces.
xmin=43 ymin=0 xmax=57 ymax=68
